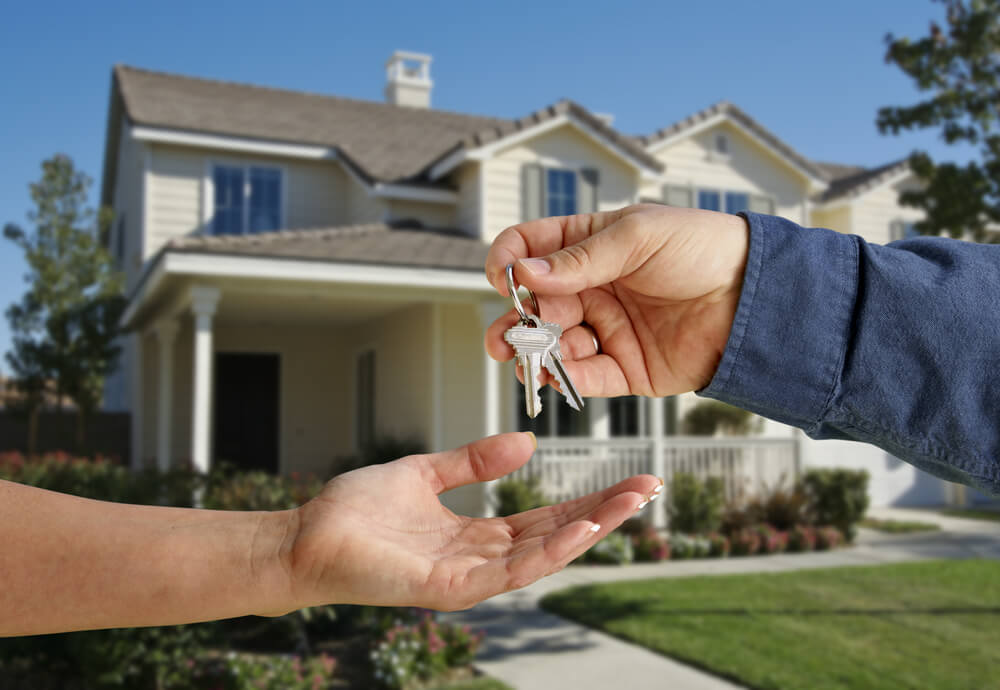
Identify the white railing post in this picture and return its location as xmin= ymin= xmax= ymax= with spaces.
xmin=649 ymin=397 xmax=666 ymax=530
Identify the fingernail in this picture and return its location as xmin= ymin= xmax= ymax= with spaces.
xmin=526 ymin=431 xmax=537 ymax=449
xmin=589 ymin=523 xmax=601 ymax=533
xmin=653 ymin=480 xmax=664 ymax=494
xmin=636 ymin=500 xmax=649 ymax=511
xmin=648 ymin=492 xmax=661 ymax=502
xmin=519 ymin=258 xmax=551 ymax=275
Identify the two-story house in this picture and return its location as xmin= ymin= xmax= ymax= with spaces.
xmin=100 ymin=52 xmax=961 ymax=518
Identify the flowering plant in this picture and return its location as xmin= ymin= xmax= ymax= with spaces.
xmin=787 ymin=525 xmax=817 ymax=552
xmin=370 ymin=612 xmax=483 ymax=688
xmin=632 ymin=527 xmax=670 ymax=562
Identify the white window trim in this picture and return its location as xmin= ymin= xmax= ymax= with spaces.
xmin=202 ymin=159 xmax=288 ymax=236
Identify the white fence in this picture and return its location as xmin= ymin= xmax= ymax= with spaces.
xmin=506 ymin=437 xmax=800 ymax=525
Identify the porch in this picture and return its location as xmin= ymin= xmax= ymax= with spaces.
xmin=510 ymin=436 xmax=801 ymax=529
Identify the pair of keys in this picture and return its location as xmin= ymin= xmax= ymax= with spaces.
xmin=503 ymin=264 xmax=585 ymax=418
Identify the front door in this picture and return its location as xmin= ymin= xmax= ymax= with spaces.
xmin=213 ymin=353 xmax=280 ymax=473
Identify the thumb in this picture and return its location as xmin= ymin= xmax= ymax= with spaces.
xmin=514 ymin=221 xmax=640 ymax=295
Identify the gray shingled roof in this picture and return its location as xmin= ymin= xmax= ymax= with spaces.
xmin=113 ymin=65 xmax=661 ymax=184
xmin=636 ymin=101 xmax=828 ymax=182
xmin=164 ymin=223 xmax=489 ymax=271
xmin=813 ymin=158 xmax=910 ymax=203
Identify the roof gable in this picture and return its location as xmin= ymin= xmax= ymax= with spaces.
xmin=813 ymin=158 xmax=911 ymax=204
xmin=639 ymin=101 xmax=828 ymax=186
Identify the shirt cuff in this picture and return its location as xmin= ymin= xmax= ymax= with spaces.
xmin=699 ymin=212 xmax=859 ymax=434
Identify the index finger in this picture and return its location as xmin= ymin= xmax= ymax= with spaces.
xmin=484 ymin=210 xmax=628 ymax=295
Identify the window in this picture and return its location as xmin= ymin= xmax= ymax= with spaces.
xmin=211 ymin=164 xmax=282 ymax=235
xmin=715 ymin=134 xmax=729 ymax=155
xmin=356 ymin=350 xmax=375 ymax=450
xmin=725 ymin=192 xmax=749 ymax=214
xmin=546 ymin=169 xmax=577 ymax=216
xmin=515 ymin=381 xmax=590 ymax=437
xmin=610 ymin=396 xmax=640 ymax=436
xmin=698 ymin=190 xmax=721 ymax=211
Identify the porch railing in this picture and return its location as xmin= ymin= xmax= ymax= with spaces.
xmin=508 ymin=436 xmax=800 ymax=505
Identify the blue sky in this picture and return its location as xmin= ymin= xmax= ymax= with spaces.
xmin=0 ymin=0 xmax=966 ymax=367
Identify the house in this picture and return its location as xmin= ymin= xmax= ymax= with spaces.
xmin=99 ymin=52 xmax=968 ymax=519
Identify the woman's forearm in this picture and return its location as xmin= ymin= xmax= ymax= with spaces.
xmin=0 ymin=479 xmax=299 ymax=636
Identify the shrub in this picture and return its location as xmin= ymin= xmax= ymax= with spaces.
xmin=802 ymin=469 xmax=870 ymax=541
xmin=225 ymin=652 xmax=337 ymax=690
xmin=617 ymin=517 xmax=648 ymax=537
xmin=667 ymin=473 xmax=724 ymax=534
xmin=707 ymin=532 xmax=730 ymax=557
xmin=787 ymin=525 xmax=817 ymax=552
xmin=203 ymin=466 xmax=323 ymax=511
xmin=669 ymin=534 xmax=711 ymax=559
xmin=681 ymin=400 xmax=763 ymax=436
xmin=370 ymin=613 xmax=482 ymax=689
xmin=815 ymin=525 xmax=845 ymax=550
xmin=333 ymin=435 xmax=426 ymax=474
xmin=632 ymin=527 xmax=670 ymax=562
xmin=582 ymin=531 xmax=634 ymax=565
xmin=729 ymin=529 xmax=761 ymax=556
xmin=494 ymin=476 xmax=549 ymax=517
xmin=754 ymin=524 xmax=788 ymax=554
xmin=720 ymin=500 xmax=759 ymax=537
xmin=759 ymin=481 xmax=812 ymax=530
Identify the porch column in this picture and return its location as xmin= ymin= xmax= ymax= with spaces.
xmin=590 ymin=398 xmax=609 ymax=439
xmin=649 ymin=396 xmax=667 ymax=529
xmin=155 ymin=320 xmax=178 ymax=472
xmin=478 ymin=302 xmax=507 ymax=517
xmin=189 ymin=287 xmax=220 ymax=474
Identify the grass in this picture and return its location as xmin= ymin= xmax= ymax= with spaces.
xmin=541 ymin=560 xmax=1000 ymax=690
xmin=940 ymin=508 xmax=1000 ymax=522
xmin=859 ymin=517 xmax=940 ymax=533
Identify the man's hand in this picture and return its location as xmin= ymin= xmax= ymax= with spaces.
xmin=284 ymin=433 xmax=660 ymax=611
xmin=484 ymin=204 xmax=750 ymax=397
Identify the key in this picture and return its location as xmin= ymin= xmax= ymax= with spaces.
xmin=504 ymin=321 xmax=559 ymax=418
xmin=536 ymin=319 xmax=584 ymax=412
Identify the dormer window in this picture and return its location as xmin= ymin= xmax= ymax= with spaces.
xmin=211 ymin=164 xmax=283 ymax=235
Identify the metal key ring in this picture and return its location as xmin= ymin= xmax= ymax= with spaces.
xmin=505 ymin=264 xmax=540 ymax=323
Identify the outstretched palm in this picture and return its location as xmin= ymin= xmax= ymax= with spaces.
xmin=287 ymin=433 xmax=659 ymax=611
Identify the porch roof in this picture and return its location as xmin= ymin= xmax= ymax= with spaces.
xmin=121 ymin=223 xmax=497 ymax=330
xmin=163 ymin=222 xmax=489 ymax=270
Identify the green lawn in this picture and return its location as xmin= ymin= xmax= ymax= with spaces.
xmin=541 ymin=560 xmax=1000 ymax=690
xmin=859 ymin=517 xmax=940 ymax=533
xmin=940 ymin=508 xmax=1000 ymax=522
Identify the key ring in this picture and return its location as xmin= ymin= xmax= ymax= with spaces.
xmin=505 ymin=264 xmax=539 ymax=324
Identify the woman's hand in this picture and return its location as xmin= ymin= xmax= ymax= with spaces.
xmin=484 ymin=204 xmax=750 ymax=397
xmin=284 ymin=433 xmax=660 ymax=611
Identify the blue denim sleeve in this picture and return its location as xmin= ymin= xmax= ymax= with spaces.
xmin=700 ymin=211 xmax=1000 ymax=494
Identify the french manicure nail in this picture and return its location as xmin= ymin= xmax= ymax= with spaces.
xmin=649 ymin=492 xmax=661 ymax=502
xmin=636 ymin=500 xmax=649 ymax=511
xmin=653 ymin=479 xmax=664 ymax=493
xmin=519 ymin=258 xmax=551 ymax=275
xmin=589 ymin=523 xmax=601 ymax=533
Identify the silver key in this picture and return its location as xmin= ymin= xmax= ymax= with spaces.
xmin=537 ymin=319 xmax=584 ymax=411
xmin=504 ymin=320 xmax=558 ymax=418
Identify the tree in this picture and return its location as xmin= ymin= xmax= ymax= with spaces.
xmin=877 ymin=0 xmax=1000 ymax=241
xmin=4 ymin=154 xmax=124 ymax=452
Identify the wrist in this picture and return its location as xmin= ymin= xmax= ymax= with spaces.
xmin=248 ymin=508 xmax=302 ymax=617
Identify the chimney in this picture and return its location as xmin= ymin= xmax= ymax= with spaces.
xmin=384 ymin=51 xmax=433 ymax=108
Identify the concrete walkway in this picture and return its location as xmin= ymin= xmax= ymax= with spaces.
xmin=443 ymin=507 xmax=1000 ymax=690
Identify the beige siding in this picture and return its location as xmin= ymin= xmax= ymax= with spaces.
xmin=811 ymin=205 xmax=852 ymax=234
xmin=483 ymin=123 xmax=640 ymax=243
xmin=344 ymin=171 xmax=386 ymax=223
xmin=143 ymin=320 xmax=352 ymax=476
xmin=386 ymin=199 xmax=456 ymax=228
xmin=144 ymin=144 xmax=364 ymax=258
xmin=849 ymin=176 xmax=923 ymax=245
xmin=645 ymin=122 xmax=810 ymax=222
xmin=454 ymin=162 xmax=480 ymax=235
xmin=111 ymin=130 xmax=147 ymax=290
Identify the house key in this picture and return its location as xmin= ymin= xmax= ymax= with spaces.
xmin=503 ymin=264 xmax=585 ymax=418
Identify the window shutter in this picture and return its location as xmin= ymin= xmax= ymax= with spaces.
xmin=521 ymin=164 xmax=544 ymax=221
xmin=578 ymin=168 xmax=600 ymax=213
xmin=748 ymin=195 xmax=775 ymax=214
xmin=662 ymin=185 xmax=692 ymax=208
